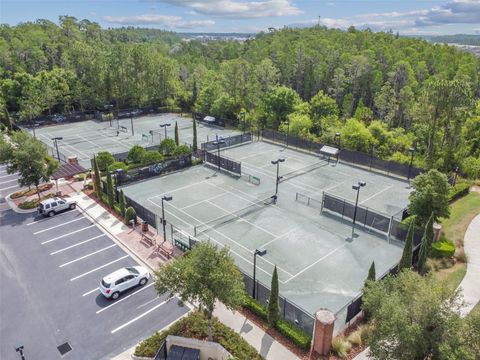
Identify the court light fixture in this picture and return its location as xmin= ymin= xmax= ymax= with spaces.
xmin=213 ymin=136 xmax=226 ymax=171
xmin=271 ymin=158 xmax=285 ymax=203
xmin=51 ymin=137 xmax=63 ymax=161
xmin=161 ymin=195 xmax=173 ymax=242
xmin=351 ymin=181 xmax=366 ymax=240
xmin=160 ymin=123 xmax=171 ymax=139
xmin=252 ymin=249 xmax=267 ymax=299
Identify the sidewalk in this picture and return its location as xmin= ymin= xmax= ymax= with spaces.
xmin=353 ymin=213 xmax=480 ymax=360
xmin=71 ymin=192 xmax=299 ymax=360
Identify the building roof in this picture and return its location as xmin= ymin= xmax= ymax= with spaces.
xmin=53 ymin=163 xmax=87 ymax=180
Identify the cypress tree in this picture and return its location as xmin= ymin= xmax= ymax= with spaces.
xmin=398 ymin=221 xmax=414 ymax=272
xmin=174 ymin=121 xmax=179 ymax=146
xmin=93 ymin=155 xmax=102 ymax=199
xmin=365 ymin=261 xmax=376 ymax=287
xmin=192 ymin=119 xmax=198 ymax=152
xmin=106 ymin=169 xmax=114 ymax=208
xmin=119 ymin=189 xmax=126 ymax=217
xmin=417 ymin=213 xmax=434 ymax=275
xmin=267 ymin=265 xmax=280 ymax=327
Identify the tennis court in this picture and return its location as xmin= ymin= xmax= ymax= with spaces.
xmin=121 ymin=141 xmax=408 ymax=326
xmin=32 ymin=113 xmax=239 ymax=168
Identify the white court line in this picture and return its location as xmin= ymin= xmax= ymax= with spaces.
xmin=0 ymin=185 xmax=19 ymax=191
xmin=206 ymin=200 xmax=280 ymax=238
xmin=41 ymin=225 xmax=95 ymax=245
xmin=180 ymin=193 xmax=225 ymax=210
xmin=27 ymin=210 xmax=78 ymax=226
xmin=148 ymin=178 xmax=212 ymax=200
xmin=96 ymin=283 xmax=154 ymax=314
xmin=50 ymin=234 xmax=106 ymax=255
xmin=82 ymin=287 xmax=100 ymax=297
xmin=360 ymin=184 xmax=394 ymax=205
xmin=76 ymin=134 xmax=102 ymax=149
xmin=34 ymin=217 xmax=84 ymax=234
xmin=110 ymin=299 xmax=169 ymax=334
xmin=70 ymin=255 xmax=129 ymax=281
xmin=284 ymin=243 xmax=348 ymax=284
xmin=260 ymin=227 xmax=299 ymax=248
xmin=59 ymin=244 xmax=117 ymax=267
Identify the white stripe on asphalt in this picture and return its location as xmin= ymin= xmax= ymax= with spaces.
xmin=50 ymin=234 xmax=105 ymax=255
xmin=83 ymin=287 xmax=100 ymax=297
xmin=70 ymin=256 xmax=129 ymax=281
xmin=59 ymin=244 xmax=117 ymax=268
xmin=0 ymin=185 xmax=19 ymax=191
xmin=34 ymin=217 xmax=85 ymax=234
xmin=110 ymin=299 xmax=169 ymax=334
xmin=96 ymin=283 xmax=154 ymax=314
xmin=0 ymin=178 xmax=18 ymax=185
xmin=26 ymin=210 xmax=79 ymax=226
xmin=41 ymin=225 xmax=95 ymax=245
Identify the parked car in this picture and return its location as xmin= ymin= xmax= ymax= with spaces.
xmin=99 ymin=266 xmax=150 ymax=300
xmin=38 ymin=197 xmax=76 ymax=217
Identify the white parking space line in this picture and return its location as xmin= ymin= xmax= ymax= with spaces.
xmin=83 ymin=287 xmax=100 ymax=297
xmin=0 ymin=184 xmax=19 ymax=191
xmin=27 ymin=210 xmax=79 ymax=226
xmin=41 ymin=225 xmax=95 ymax=245
xmin=34 ymin=217 xmax=85 ymax=234
xmin=70 ymin=255 xmax=129 ymax=281
xmin=0 ymin=178 xmax=18 ymax=185
xmin=110 ymin=299 xmax=169 ymax=334
xmin=50 ymin=234 xmax=106 ymax=255
xmin=96 ymin=283 xmax=154 ymax=314
xmin=59 ymin=244 xmax=117 ymax=267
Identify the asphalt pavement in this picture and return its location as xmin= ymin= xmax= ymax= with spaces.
xmin=0 ymin=206 xmax=188 ymax=360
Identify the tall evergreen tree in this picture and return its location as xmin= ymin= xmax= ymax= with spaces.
xmin=398 ymin=221 xmax=414 ymax=272
xmin=93 ymin=155 xmax=102 ymax=199
xmin=417 ymin=213 xmax=434 ymax=275
xmin=174 ymin=121 xmax=179 ymax=146
xmin=119 ymin=189 xmax=126 ymax=217
xmin=192 ymin=119 xmax=198 ymax=152
xmin=365 ymin=261 xmax=376 ymax=287
xmin=106 ymin=168 xmax=114 ymax=208
xmin=267 ymin=265 xmax=280 ymax=327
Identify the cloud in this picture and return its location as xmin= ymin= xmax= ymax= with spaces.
xmin=159 ymin=0 xmax=302 ymax=18
xmin=102 ymin=14 xmax=215 ymax=29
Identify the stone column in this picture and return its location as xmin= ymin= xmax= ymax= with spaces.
xmin=311 ymin=309 xmax=335 ymax=357
xmin=433 ymin=223 xmax=442 ymax=242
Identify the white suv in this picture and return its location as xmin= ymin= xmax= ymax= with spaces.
xmin=99 ymin=266 xmax=150 ymax=300
xmin=38 ymin=197 xmax=76 ymax=217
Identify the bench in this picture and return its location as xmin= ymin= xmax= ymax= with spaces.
xmin=141 ymin=234 xmax=156 ymax=247
xmin=156 ymin=243 xmax=174 ymax=259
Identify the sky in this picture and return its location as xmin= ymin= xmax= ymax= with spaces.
xmin=1 ymin=0 xmax=479 ymax=34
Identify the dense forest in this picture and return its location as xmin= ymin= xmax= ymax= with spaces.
xmin=1 ymin=17 xmax=479 ymax=178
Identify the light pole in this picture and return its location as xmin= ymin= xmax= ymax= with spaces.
xmin=240 ymin=111 xmax=246 ymax=135
xmin=285 ymin=120 xmax=290 ymax=147
xmin=51 ymin=137 xmax=63 ymax=161
xmin=407 ymin=147 xmax=415 ymax=187
xmin=130 ymin=115 xmax=134 ymax=136
xmin=31 ymin=121 xmax=39 ymax=138
xmin=271 ymin=158 xmax=285 ymax=203
xmin=161 ymin=195 xmax=173 ymax=242
xmin=335 ymin=132 xmax=341 ymax=148
xmin=351 ymin=181 xmax=366 ymax=240
xmin=160 ymin=123 xmax=171 ymax=139
xmin=213 ymin=136 xmax=225 ymax=171
xmin=252 ymin=249 xmax=267 ymax=299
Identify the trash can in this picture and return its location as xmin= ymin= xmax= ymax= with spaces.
xmin=142 ymin=221 xmax=148 ymax=232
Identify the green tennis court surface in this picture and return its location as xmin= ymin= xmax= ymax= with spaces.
xmin=32 ymin=113 xmax=239 ymax=168
xmin=121 ymin=141 xmax=409 ymax=326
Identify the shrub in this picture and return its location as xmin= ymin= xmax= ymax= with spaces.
xmin=125 ymin=206 xmax=137 ymax=225
xmin=173 ymin=144 xmax=191 ymax=156
xmin=108 ymin=161 xmax=127 ymax=172
xmin=431 ymin=239 xmax=456 ymax=258
xmin=461 ymin=156 xmax=480 ymax=179
xmin=135 ymin=312 xmax=262 ymax=360
xmin=76 ymin=174 xmax=85 ymax=181
xmin=113 ymin=204 xmax=122 ymax=216
xmin=448 ymin=182 xmax=470 ymax=202
xmin=455 ymin=248 xmax=468 ymax=263
xmin=242 ymin=296 xmax=267 ymax=321
xmin=141 ymin=151 xmax=164 ymax=165
xmin=331 ymin=337 xmax=352 ymax=359
xmin=18 ymin=194 xmax=54 ymax=209
xmin=127 ymin=145 xmax=146 ymax=164
xmin=347 ymin=329 xmax=363 ymax=346
xmin=96 ymin=151 xmax=115 ymax=171
xmin=159 ymin=138 xmax=177 ymax=156
xmin=87 ymin=183 xmax=94 ymax=190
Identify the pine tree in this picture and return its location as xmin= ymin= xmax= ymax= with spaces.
xmin=365 ymin=261 xmax=376 ymax=287
xmin=267 ymin=265 xmax=280 ymax=327
xmin=174 ymin=121 xmax=179 ymax=146
xmin=119 ymin=189 xmax=126 ymax=217
xmin=398 ymin=221 xmax=414 ymax=272
xmin=93 ymin=155 xmax=102 ymax=199
xmin=192 ymin=119 xmax=198 ymax=152
xmin=106 ymin=169 xmax=114 ymax=208
xmin=417 ymin=213 xmax=434 ymax=275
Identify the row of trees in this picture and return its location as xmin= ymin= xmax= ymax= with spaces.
xmin=1 ymin=20 xmax=479 ymax=175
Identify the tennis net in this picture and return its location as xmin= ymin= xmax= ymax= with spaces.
xmin=279 ymin=159 xmax=329 ymax=183
xmin=194 ymin=196 xmax=274 ymax=237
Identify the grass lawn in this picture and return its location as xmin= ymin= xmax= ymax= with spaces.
xmin=469 ymin=301 xmax=480 ymax=318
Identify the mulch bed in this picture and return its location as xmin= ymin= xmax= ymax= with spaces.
xmin=11 ymin=183 xmax=54 ymax=199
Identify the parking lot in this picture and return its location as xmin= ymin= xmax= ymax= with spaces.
xmin=0 ymin=207 xmax=189 ymax=360
xmin=0 ymin=164 xmax=20 ymax=211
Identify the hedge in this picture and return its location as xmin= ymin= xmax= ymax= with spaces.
xmin=134 ymin=311 xmax=262 ymax=360
xmin=448 ymin=183 xmax=470 ymax=202
xmin=431 ymin=239 xmax=456 ymax=258
xmin=242 ymin=296 xmax=311 ymax=351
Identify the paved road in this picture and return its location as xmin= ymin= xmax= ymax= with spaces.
xmin=0 ymin=208 xmax=188 ymax=360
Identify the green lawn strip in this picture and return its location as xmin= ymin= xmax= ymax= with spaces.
xmin=468 ymin=301 xmax=480 ymax=318
xmin=134 ymin=311 xmax=263 ymax=360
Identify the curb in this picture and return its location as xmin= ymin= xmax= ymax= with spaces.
xmin=5 ymin=193 xmax=37 ymax=214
